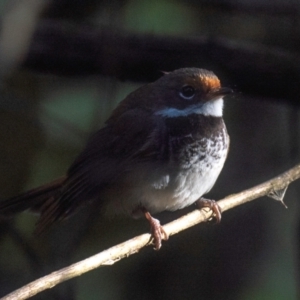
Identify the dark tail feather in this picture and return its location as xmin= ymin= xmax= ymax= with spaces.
xmin=0 ymin=177 xmax=66 ymax=217
xmin=34 ymin=196 xmax=64 ymax=235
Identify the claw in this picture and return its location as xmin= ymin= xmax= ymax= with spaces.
xmin=197 ymin=197 xmax=222 ymax=223
xmin=142 ymin=209 xmax=169 ymax=250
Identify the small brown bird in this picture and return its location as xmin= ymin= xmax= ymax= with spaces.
xmin=0 ymin=68 xmax=231 ymax=249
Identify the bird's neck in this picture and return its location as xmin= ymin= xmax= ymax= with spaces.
xmin=155 ymin=98 xmax=224 ymax=118
xmin=165 ymin=114 xmax=226 ymax=139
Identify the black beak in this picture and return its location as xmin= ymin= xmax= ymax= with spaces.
xmin=210 ymin=87 xmax=233 ymax=98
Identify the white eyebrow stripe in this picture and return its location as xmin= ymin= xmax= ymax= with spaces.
xmin=155 ymin=98 xmax=224 ymax=117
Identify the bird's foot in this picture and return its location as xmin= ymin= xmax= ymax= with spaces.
xmin=196 ymin=197 xmax=222 ymax=223
xmin=142 ymin=209 xmax=168 ymax=250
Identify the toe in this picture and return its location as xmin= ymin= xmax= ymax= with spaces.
xmin=197 ymin=198 xmax=222 ymax=223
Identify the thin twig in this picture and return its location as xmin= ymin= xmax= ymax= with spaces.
xmin=1 ymin=163 xmax=300 ymax=300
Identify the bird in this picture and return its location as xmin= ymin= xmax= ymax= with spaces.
xmin=0 ymin=68 xmax=231 ymax=250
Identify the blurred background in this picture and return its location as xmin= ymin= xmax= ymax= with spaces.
xmin=0 ymin=0 xmax=299 ymax=299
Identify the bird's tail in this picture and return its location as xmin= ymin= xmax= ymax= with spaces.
xmin=0 ymin=177 xmax=65 ymax=217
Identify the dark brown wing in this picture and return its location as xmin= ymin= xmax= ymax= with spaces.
xmin=35 ymin=108 xmax=167 ymax=232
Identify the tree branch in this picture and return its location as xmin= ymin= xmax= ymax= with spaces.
xmin=1 ymin=163 xmax=300 ymax=300
xmin=22 ymin=21 xmax=300 ymax=104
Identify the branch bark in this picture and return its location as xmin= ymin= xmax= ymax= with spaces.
xmin=22 ymin=21 xmax=300 ymax=104
xmin=1 ymin=163 xmax=300 ymax=300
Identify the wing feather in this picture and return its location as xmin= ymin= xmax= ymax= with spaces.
xmin=37 ymin=108 xmax=168 ymax=228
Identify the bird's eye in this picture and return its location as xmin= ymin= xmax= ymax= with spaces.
xmin=179 ymin=85 xmax=195 ymax=100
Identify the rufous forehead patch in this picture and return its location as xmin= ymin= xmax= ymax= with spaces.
xmin=184 ymin=74 xmax=221 ymax=92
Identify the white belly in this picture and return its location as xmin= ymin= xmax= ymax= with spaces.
xmin=110 ymin=129 xmax=229 ymax=216
xmin=144 ymin=135 xmax=228 ymax=213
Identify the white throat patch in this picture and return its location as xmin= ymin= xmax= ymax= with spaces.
xmin=156 ymin=98 xmax=224 ymax=118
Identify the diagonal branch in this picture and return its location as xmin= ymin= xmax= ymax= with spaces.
xmin=1 ymin=163 xmax=300 ymax=300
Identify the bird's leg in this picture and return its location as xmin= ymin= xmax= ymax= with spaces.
xmin=196 ymin=197 xmax=222 ymax=223
xmin=141 ymin=208 xmax=169 ymax=250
